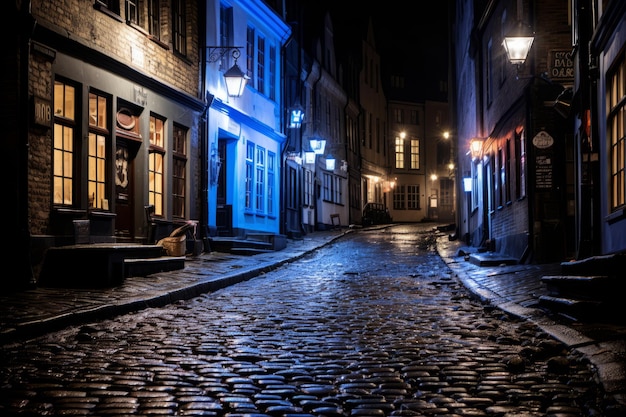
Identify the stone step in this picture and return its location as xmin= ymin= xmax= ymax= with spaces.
xmin=538 ymin=300 xmax=624 ymax=323
xmin=560 ymin=253 xmax=626 ymax=276
xmin=541 ymin=275 xmax=617 ymax=301
xmin=124 ymin=256 xmax=186 ymax=278
xmin=208 ymin=234 xmax=290 ymax=253
xmin=538 ymin=295 xmax=612 ymax=322
xmin=39 ymin=244 xmax=184 ymax=288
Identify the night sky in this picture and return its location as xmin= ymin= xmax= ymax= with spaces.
xmin=322 ymin=2 xmax=451 ymax=101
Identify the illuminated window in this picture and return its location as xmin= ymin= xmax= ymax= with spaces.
xmin=608 ymin=53 xmax=626 ymax=211
xmin=53 ymin=80 xmax=76 ymax=206
xmin=395 ymin=136 xmax=404 ymax=169
xmin=410 ymin=139 xmax=420 ymax=169
xmin=88 ymin=91 xmax=109 ymax=210
xmin=149 ymin=115 xmax=165 ymax=216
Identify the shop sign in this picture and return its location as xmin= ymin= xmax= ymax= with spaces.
xmin=535 ymin=155 xmax=553 ymax=189
xmin=548 ymin=50 xmax=574 ymax=80
xmin=532 ymin=131 xmax=554 ymax=149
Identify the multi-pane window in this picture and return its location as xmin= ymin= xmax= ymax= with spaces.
xmin=53 ymin=80 xmax=76 ymax=206
xmin=96 ymin=0 xmax=120 ymax=15
xmin=219 ymin=4 xmax=233 ymax=71
xmin=303 ymin=169 xmax=313 ymax=207
xmin=486 ymin=38 xmax=494 ymax=105
xmin=287 ymin=166 xmax=296 ymax=210
xmin=149 ymin=115 xmax=165 ymax=216
xmin=256 ymin=146 xmax=265 ymax=212
xmin=269 ymin=45 xmax=276 ymax=101
xmin=148 ymin=0 xmax=160 ymax=38
xmin=257 ymin=36 xmax=265 ymax=94
xmin=505 ymin=138 xmax=512 ymax=203
xmin=472 ymin=162 xmax=480 ymax=210
xmin=407 ymin=185 xmax=420 ymax=209
xmin=322 ymin=173 xmax=332 ymax=202
xmin=376 ymin=118 xmax=380 ymax=152
xmin=125 ymin=0 xmax=140 ymax=25
xmin=333 ymin=176 xmax=342 ymax=204
xmin=410 ymin=139 xmax=419 ymax=169
xmin=245 ymin=142 xmax=254 ymax=210
xmin=515 ymin=130 xmax=523 ymax=199
xmin=489 ymin=154 xmax=497 ymax=212
xmin=410 ymin=110 xmax=419 ymax=125
xmin=88 ymin=91 xmax=109 ymax=209
xmin=322 ymin=173 xmax=342 ymax=204
xmin=243 ymin=142 xmax=274 ymax=215
xmin=498 ymin=147 xmax=505 ymax=207
xmin=325 ymin=101 xmax=331 ymax=134
xmin=368 ymin=114 xmax=372 ymax=148
xmin=172 ymin=124 xmax=187 ymax=218
xmin=246 ymin=26 xmax=255 ymax=82
xmin=172 ymin=0 xmax=187 ymax=56
xmin=267 ymin=152 xmax=275 ymax=215
xmin=394 ymin=108 xmax=403 ymax=123
xmin=393 ymin=184 xmax=420 ymax=210
xmin=393 ymin=185 xmax=405 ymax=209
xmin=395 ymin=136 xmax=404 ymax=169
xmin=608 ymin=53 xmax=626 ymax=211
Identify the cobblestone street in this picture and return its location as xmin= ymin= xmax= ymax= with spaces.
xmin=0 ymin=225 xmax=619 ymax=416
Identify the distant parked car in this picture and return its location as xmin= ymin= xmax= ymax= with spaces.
xmin=362 ymin=203 xmax=392 ymax=226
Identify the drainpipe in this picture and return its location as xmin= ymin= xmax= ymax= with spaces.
xmin=198 ymin=0 xmax=212 ymax=250
xmin=311 ymin=63 xmax=323 ymax=230
xmin=279 ymin=31 xmax=295 ymax=236
xmin=19 ymin=1 xmax=36 ymax=288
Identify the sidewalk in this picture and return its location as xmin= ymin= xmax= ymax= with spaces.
xmin=1 ymin=226 xmax=624 ymax=407
xmin=437 ymin=234 xmax=626 ymax=408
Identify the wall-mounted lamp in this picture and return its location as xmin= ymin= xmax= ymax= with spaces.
xmin=502 ymin=22 xmax=534 ymax=69
xmin=325 ymin=154 xmax=335 ymax=171
xmin=463 ymin=177 xmax=472 ymax=193
xmin=469 ymin=138 xmax=483 ymax=161
xmin=207 ymin=46 xmax=249 ymax=97
xmin=289 ymin=104 xmax=305 ymax=129
xmin=309 ymin=138 xmax=326 ymax=154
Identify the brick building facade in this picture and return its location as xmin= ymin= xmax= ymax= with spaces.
xmin=10 ymin=0 xmax=205 ymax=288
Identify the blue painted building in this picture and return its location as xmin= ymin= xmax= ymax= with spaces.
xmin=204 ymin=0 xmax=290 ymax=238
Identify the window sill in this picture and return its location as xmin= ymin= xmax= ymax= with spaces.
xmin=606 ymin=207 xmax=626 ymax=224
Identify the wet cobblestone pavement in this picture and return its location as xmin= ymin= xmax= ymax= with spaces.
xmin=1 ymin=224 xmax=624 ymax=416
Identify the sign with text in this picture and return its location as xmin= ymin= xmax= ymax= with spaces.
xmin=32 ymin=96 xmax=52 ymax=129
xmin=548 ymin=50 xmax=574 ymax=81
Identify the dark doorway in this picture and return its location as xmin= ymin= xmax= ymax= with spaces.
xmin=114 ymin=139 xmax=138 ymax=238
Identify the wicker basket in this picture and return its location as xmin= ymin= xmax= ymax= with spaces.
xmin=157 ymin=235 xmax=186 ymax=256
